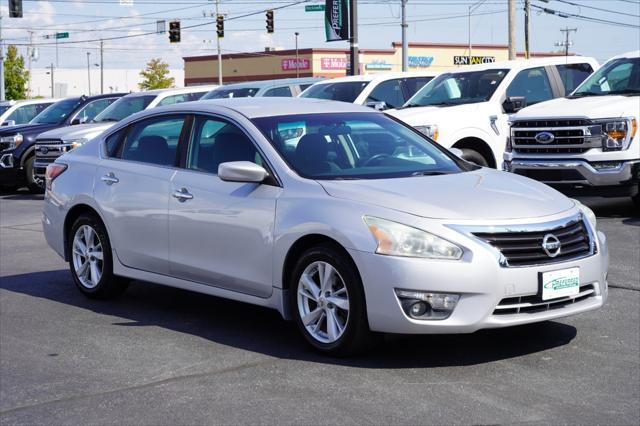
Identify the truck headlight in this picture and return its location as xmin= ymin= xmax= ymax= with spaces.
xmin=597 ymin=118 xmax=637 ymax=151
xmin=364 ymin=216 xmax=463 ymax=260
xmin=414 ymin=125 xmax=439 ymax=141
xmin=0 ymin=133 xmax=23 ymax=149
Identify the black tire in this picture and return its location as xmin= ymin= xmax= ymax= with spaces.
xmin=67 ymin=213 xmax=128 ymax=299
xmin=24 ymin=155 xmax=44 ymax=194
xmin=460 ymin=148 xmax=489 ymax=167
xmin=290 ymin=243 xmax=372 ymax=356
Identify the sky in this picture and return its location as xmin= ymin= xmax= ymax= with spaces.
xmin=2 ymin=0 xmax=639 ymax=71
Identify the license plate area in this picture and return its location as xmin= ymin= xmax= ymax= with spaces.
xmin=539 ymin=267 xmax=580 ymax=301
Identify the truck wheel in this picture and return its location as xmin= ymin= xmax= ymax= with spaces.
xmin=24 ymin=156 xmax=44 ymax=194
xmin=460 ymin=148 xmax=489 ymax=167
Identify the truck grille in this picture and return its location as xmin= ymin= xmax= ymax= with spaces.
xmin=34 ymin=139 xmax=66 ymax=176
xmin=493 ymin=283 xmax=596 ymax=315
xmin=511 ymin=119 xmax=602 ymax=154
xmin=473 ymin=219 xmax=593 ymax=267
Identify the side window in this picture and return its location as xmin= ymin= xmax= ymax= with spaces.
xmin=556 ymin=63 xmax=594 ymax=94
xmin=402 ymin=77 xmax=433 ymax=99
xmin=75 ymin=98 xmax=116 ymax=123
xmin=157 ymin=94 xmax=187 ymax=106
xmin=187 ymin=116 xmax=262 ymax=175
xmin=367 ymin=79 xmax=405 ymax=108
xmin=263 ymin=86 xmax=293 ymax=97
xmin=120 ymin=115 xmax=186 ymax=166
xmin=506 ymin=67 xmax=554 ymax=106
xmin=185 ymin=92 xmax=207 ymax=102
xmin=7 ymin=105 xmax=37 ymax=124
xmin=105 ymin=129 xmax=125 ymax=158
xmin=35 ymin=103 xmax=51 ymax=114
xmin=299 ymin=83 xmax=313 ymax=92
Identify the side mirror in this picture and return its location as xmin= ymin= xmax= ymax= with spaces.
xmin=71 ymin=118 xmax=81 ymax=125
xmin=503 ymin=96 xmax=526 ymax=114
xmin=449 ymin=148 xmax=464 ymax=158
xmin=218 ymin=161 xmax=269 ymax=183
xmin=365 ymin=101 xmax=388 ymax=111
xmin=2 ymin=120 xmax=15 ymax=127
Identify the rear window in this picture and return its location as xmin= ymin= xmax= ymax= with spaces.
xmin=299 ymin=81 xmax=369 ymax=103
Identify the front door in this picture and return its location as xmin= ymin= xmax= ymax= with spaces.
xmin=168 ymin=115 xmax=281 ymax=298
xmin=94 ymin=114 xmax=187 ymax=274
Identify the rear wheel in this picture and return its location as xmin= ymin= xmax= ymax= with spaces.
xmin=460 ymin=148 xmax=489 ymax=167
xmin=24 ymin=155 xmax=44 ymax=194
xmin=68 ymin=213 xmax=128 ymax=299
xmin=290 ymin=244 xmax=372 ymax=356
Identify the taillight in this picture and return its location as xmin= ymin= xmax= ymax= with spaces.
xmin=45 ymin=163 xmax=67 ymax=190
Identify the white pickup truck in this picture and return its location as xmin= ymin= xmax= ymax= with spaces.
xmin=505 ymin=51 xmax=639 ymax=205
xmin=388 ymin=56 xmax=599 ymax=168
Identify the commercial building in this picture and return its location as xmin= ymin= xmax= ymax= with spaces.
xmin=184 ymin=42 xmax=567 ymax=86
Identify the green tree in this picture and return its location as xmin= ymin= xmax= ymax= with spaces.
xmin=4 ymin=45 xmax=29 ymax=100
xmin=138 ymin=58 xmax=174 ymax=90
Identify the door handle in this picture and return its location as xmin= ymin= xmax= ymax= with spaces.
xmin=172 ymin=188 xmax=193 ymax=202
xmin=101 ymin=172 xmax=119 ymax=185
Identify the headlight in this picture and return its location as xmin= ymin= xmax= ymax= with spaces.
xmin=414 ymin=125 xmax=439 ymax=141
xmin=65 ymin=138 xmax=88 ymax=150
xmin=595 ymin=117 xmax=637 ymax=151
xmin=573 ymin=199 xmax=597 ymax=230
xmin=0 ymin=133 xmax=23 ymax=149
xmin=363 ymin=216 xmax=463 ymax=260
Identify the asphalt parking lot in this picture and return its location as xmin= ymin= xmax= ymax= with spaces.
xmin=1 ymin=191 xmax=638 ymax=425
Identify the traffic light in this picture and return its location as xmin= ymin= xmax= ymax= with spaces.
xmin=216 ymin=15 xmax=224 ymax=38
xmin=266 ymin=10 xmax=274 ymax=33
xmin=169 ymin=21 xmax=181 ymax=43
xmin=9 ymin=0 xmax=23 ymax=18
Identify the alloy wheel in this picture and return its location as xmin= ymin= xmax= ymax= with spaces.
xmin=297 ymin=261 xmax=350 ymax=344
xmin=72 ymin=225 xmax=104 ymax=289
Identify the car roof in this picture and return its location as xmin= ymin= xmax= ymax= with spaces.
xmin=124 ymin=85 xmax=220 ymax=98
xmin=606 ymin=50 xmax=640 ymax=61
xmin=83 ymin=93 xmax=128 ymax=100
xmin=312 ymin=71 xmax=439 ymax=85
xmin=0 ymin=98 xmax=60 ymax=106
xmin=437 ymin=56 xmax=598 ymax=74
xmin=213 ymin=77 xmax=325 ymax=90
xmin=155 ymin=97 xmax=375 ymax=118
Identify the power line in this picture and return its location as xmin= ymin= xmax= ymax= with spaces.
xmin=532 ymin=3 xmax=640 ymax=28
xmin=553 ymin=0 xmax=640 ymax=18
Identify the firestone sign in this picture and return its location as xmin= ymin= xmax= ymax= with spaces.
xmin=454 ymin=56 xmax=496 ymax=65
xmin=321 ymin=57 xmax=348 ymax=70
xmin=408 ymin=56 xmax=434 ymax=68
xmin=282 ymin=58 xmax=310 ymax=71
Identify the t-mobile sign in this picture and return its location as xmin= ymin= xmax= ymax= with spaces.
xmin=282 ymin=58 xmax=310 ymax=71
xmin=321 ymin=57 xmax=348 ymax=70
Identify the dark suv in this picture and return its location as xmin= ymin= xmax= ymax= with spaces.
xmin=0 ymin=93 xmax=124 ymax=192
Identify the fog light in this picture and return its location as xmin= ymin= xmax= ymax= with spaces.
xmin=592 ymin=161 xmax=622 ymax=170
xmin=396 ymin=289 xmax=460 ymax=320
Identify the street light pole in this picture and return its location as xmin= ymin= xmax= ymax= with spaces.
xmin=86 ymin=52 xmax=91 ymax=95
xmin=294 ymin=32 xmax=300 ymax=78
xmin=401 ymin=0 xmax=408 ymax=72
xmin=349 ymin=0 xmax=359 ymax=76
xmin=215 ymin=0 xmax=222 ymax=85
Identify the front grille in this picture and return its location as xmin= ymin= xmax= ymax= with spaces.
xmin=513 ymin=168 xmax=585 ymax=182
xmin=511 ymin=119 xmax=601 ymax=154
xmin=493 ymin=284 xmax=595 ymax=315
xmin=34 ymin=139 xmax=66 ymax=176
xmin=473 ymin=219 xmax=593 ymax=267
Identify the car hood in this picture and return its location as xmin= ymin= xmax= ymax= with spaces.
xmin=514 ymin=95 xmax=639 ymax=120
xmin=387 ymin=103 xmax=483 ymax=125
xmin=37 ymin=122 xmax=115 ymax=141
xmin=0 ymin=122 xmax=57 ymax=136
xmin=319 ymin=168 xmax=575 ymax=220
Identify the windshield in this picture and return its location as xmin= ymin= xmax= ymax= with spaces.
xmin=93 ymin=95 xmax=155 ymax=122
xmin=570 ymin=57 xmax=640 ymax=97
xmin=31 ymin=98 xmax=81 ymax=124
xmin=299 ymin=81 xmax=369 ymax=103
xmin=404 ymin=69 xmax=509 ymax=107
xmin=202 ymin=87 xmax=260 ymax=99
xmin=0 ymin=105 xmax=10 ymax=116
xmin=252 ymin=112 xmax=466 ymax=180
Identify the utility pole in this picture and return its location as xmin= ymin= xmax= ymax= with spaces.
xmin=401 ymin=0 xmax=408 ymax=72
xmin=48 ymin=63 xmax=54 ymax=98
xmin=0 ymin=12 xmax=5 ymax=101
xmin=468 ymin=0 xmax=488 ymax=64
xmin=508 ymin=0 xmax=516 ymax=60
xmin=86 ymin=52 xmax=91 ymax=95
xmin=524 ymin=0 xmax=530 ymax=59
xmin=558 ymin=27 xmax=577 ymax=56
xmin=215 ymin=0 xmax=222 ymax=85
xmin=294 ymin=32 xmax=300 ymax=78
xmin=27 ymin=31 xmax=34 ymax=97
xmin=349 ymin=0 xmax=359 ymax=75
xmin=100 ymin=41 xmax=104 ymax=94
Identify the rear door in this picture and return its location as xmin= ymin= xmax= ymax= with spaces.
xmin=550 ymin=63 xmax=595 ymax=95
xmin=94 ymin=114 xmax=188 ymax=274
xmin=168 ymin=114 xmax=281 ymax=297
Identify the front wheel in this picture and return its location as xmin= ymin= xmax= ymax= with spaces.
xmin=68 ymin=213 xmax=128 ymax=299
xmin=460 ymin=148 xmax=490 ymax=167
xmin=290 ymin=244 xmax=372 ymax=356
xmin=24 ymin=155 xmax=44 ymax=194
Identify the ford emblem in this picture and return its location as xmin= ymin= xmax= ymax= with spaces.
xmin=534 ymin=131 xmax=555 ymax=144
xmin=542 ymin=234 xmax=562 ymax=258
xmin=38 ymin=146 xmax=49 ymax=154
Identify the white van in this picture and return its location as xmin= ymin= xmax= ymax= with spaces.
xmin=388 ymin=56 xmax=599 ymax=167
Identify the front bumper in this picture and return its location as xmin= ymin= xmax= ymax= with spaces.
xmin=348 ymin=230 xmax=608 ymax=334
xmin=504 ymin=158 xmax=640 ymax=197
xmin=0 ymin=152 xmax=23 ymax=186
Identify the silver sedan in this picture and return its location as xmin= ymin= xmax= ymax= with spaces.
xmin=42 ymin=98 xmax=608 ymax=355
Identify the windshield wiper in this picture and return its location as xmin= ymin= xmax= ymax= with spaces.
xmin=399 ymin=103 xmax=422 ymax=109
xmin=607 ymin=89 xmax=640 ymax=96
xmin=410 ymin=171 xmax=449 ymax=177
xmin=97 ymin=118 xmax=119 ymax=122
xmin=568 ymin=91 xmax=605 ymax=98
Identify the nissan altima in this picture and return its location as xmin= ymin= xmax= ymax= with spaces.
xmin=43 ymin=98 xmax=608 ymax=355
